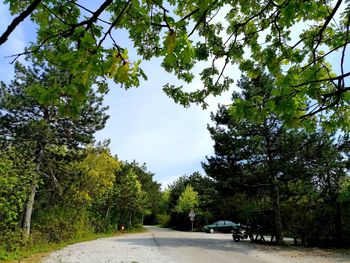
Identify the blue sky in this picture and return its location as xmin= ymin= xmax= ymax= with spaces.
xmin=96 ymin=63 xmax=234 ymax=188
xmin=2 ymin=2 xmax=347 ymax=189
xmin=0 ymin=2 xmax=236 ymax=189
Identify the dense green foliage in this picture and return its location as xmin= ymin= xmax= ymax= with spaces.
xmin=202 ymin=74 xmax=350 ymax=245
xmin=0 ymin=61 xmax=162 ymax=260
xmin=159 ymin=172 xmax=219 ymax=230
xmin=0 ymin=145 xmax=161 ymax=260
xmin=0 ymin=148 xmax=35 ymax=231
xmin=175 ymin=185 xmax=199 ymax=213
xmin=1 ymin=1 xmax=350 ymax=128
xmin=157 ymin=74 xmax=350 ymax=247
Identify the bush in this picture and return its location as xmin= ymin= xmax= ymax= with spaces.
xmin=156 ymin=213 xmax=171 ymax=227
xmin=0 ymin=229 xmax=26 ymax=252
xmin=33 ymin=206 xmax=93 ymax=242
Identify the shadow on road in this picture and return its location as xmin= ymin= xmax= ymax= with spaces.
xmin=105 ymin=227 xmax=350 ymax=262
xmin=109 ymin=228 xmax=258 ymax=256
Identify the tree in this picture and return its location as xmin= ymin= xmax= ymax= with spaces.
xmin=113 ymin=165 xmax=146 ymax=228
xmin=0 ymin=147 xmax=35 ymax=231
xmin=61 ymin=147 xmax=120 ymax=206
xmin=121 ymin=161 xmax=162 ymax=224
xmin=0 ymin=61 xmax=108 ymax=236
xmin=165 ymin=172 xmax=218 ymax=229
xmin=204 ymin=74 xmax=285 ymax=244
xmin=175 ymin=185 xmax=199 ymax=213
xmin=203 ymin=73 xmax=349 ymax=244
xmin=156 ymin=190 xmax=171 ymax=226
xmin=1 ymin=1 xmax=350 ymax=127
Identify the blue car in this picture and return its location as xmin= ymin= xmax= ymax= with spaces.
xmin=202 ymin=220 xmax=240 ymax=233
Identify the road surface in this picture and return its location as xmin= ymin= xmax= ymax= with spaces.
xmin=43 ymin=226 xmax=349 ymax=263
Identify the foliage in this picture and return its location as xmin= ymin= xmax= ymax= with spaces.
xmin=175 ymin=185 xmax=198 ymax=213
xmin=203 ymin=73 xmax=350 ymax=245
xmin=0 ymin=147 xmax=35 ymax=231
xmin=122 ymin=161 xmax=162 ymax=224
xmin=338 ymin=177 xmax=350 ymax=204
xmin=0 ymin=61 xmax=109 ymax=146
xmin=33 ymin=206 xmax=93 ymax=243
xmin=88 ymin=160 xmax=161 ymax=232
xmin=62 ymin=147 xmax=120 ymax=205
xmin=0 ymin=60 xmax=162 ymax=254
xmin=1 ymin=1 xmax=350 ymax=128
xmin=156 ymin=213 xmax=171 ymax=227
xmin=164 ymin=172 xmax=218 ymax=229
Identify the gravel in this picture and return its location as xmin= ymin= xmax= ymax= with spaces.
xmin=42 ymin=226 xmax=350 ymax=263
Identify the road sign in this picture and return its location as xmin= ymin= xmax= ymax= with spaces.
xmin=189 ymin=209 xmax=195 ymax=231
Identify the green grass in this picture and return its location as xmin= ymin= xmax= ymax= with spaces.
xmin=0 ymin=228 xmax=147 ymax=263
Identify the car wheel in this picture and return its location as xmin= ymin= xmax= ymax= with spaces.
xmin=209 ymin=228 xmax=214 ymax=233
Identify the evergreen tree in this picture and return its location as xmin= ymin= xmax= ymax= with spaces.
xmin=203 ymin=73 xmax=349 ymax=244
xmin=0 ymin=61 xmax=108 ymax=236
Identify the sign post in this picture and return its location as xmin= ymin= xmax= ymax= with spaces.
xmin=189 ymin=209 xmax=195 ymax=231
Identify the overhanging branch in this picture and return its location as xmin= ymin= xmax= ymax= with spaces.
xmin=0 ymin=0 xmax=42 ymax=45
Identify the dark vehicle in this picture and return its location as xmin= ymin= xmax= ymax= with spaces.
xmin=232 ymin=224 xmax=253 ymax=242
xmin=202 ymin=220 xmax=240 ymax=233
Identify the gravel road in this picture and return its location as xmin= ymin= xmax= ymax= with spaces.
xmin=42 ymin=226 xmax=349 ymax=263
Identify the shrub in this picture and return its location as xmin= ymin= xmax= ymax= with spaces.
xmin=156 ymin=213 xmax=171 ymax=227
xmin=33 ymin=206 xmax=93 ymax=242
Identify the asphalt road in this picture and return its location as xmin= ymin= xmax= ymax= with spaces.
xmin=43 ymin=226 xmax=349 ymax=263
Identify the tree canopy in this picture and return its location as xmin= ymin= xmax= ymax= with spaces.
xmin=175 ymin=185 xmax=199 ymax=213
xmin=203 ymin=73 xmax=350 ymax=245
xmin=1 ymin=0 xmax=349 ymax=128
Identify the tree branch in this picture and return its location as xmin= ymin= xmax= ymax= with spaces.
xmin=66 ymin=0 xmax=112 ymax=25
xmin=0 ymin=0 xmax=42 ymax=45
xmin=97 ymin=0 xmax=131 ymax=50
xmin=341 ymin=11 xmax=350 ymax=82
xmin=180 ymin=8 xmax=200 ymax=22
xmin=312 ymin=0 xmax=342 ymax=55
xmin=292 ymin=71 xmax=350 ymax=88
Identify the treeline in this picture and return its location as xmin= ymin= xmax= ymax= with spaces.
xmin=0 ymin=61 xmax=161 ymax=257
xmin=2 ymin=59 xmax=350 ymax=255
xmin=161 ymin=74 xmax=350 ymax=247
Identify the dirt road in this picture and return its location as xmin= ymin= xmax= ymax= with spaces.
xmin=43 ymin=226 xmax=349 ymax=263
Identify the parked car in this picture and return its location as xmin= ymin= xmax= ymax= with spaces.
xmin=202 ymin=220 xmax=240 ymax=233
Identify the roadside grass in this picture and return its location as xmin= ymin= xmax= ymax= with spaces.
xmin=0 ymin=228 xmax=147 ymax=263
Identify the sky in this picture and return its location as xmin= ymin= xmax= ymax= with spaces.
xmin=2 ymin=2 xmax=347 ymax=189
xmin=0 ymin=2 xmax=238 ymax=189
xmin=95 ymin=62 xmax=235 ymax=188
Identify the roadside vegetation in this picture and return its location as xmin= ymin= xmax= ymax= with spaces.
xmin=2 ymin=228 xmax=147 ymax=262
xmin=0 ymin=61 xmax=162 ymax=261
xmin=159 ymin=74 xmax=350 ymax=247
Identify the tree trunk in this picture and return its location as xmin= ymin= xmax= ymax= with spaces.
xmin=22 ymin=147 xmax=43 ymax=238
xmin=334 ymin=201 xmax=343 ymax=246
xmin=263 ymin=122 xmax=283 ymax=245
xmin=271 ymin=181 xmax=283 ymax=245
xmin=22 ymin=182 xmax=37 ymax=237
xmin=105 ymin=206 xmax=110 ymax=219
